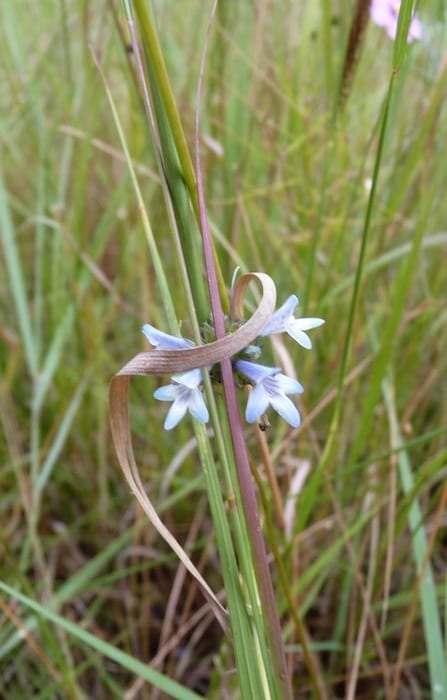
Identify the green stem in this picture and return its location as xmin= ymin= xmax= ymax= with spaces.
xmin=130 ymin=0 xmax=197 ymax=203
xmin=127 ymin=0 xmax=209 ymax=321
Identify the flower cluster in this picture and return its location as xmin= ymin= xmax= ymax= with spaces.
xmin=142 ymin=296 xmax=324 ymax=430
xmin=369 ymin=0 xmax=422 ymax=42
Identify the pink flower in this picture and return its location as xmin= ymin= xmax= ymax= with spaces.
xmin=370 ymin=0 xmax=422 ymax=42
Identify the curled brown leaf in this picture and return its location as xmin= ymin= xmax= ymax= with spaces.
xmin=109 ymin=272 xmax=277 ymax=632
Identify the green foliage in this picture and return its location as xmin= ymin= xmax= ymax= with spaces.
xmin=1 ymin=1 xmax=446 ymax=698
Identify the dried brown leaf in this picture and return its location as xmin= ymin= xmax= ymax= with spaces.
xmin=109 ymin=272 xmax=276 ymax=632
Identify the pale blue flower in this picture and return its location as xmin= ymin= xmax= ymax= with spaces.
xmin=154 ymin=369 xmax=209 ymax=430
xmin=142 ymin=323 xmax=194 ymax=350
xmin=260 ymin=295 xmax=324 ymax=350
xmin=370 ymin=0 xmax=422 ymax=42
xmin=235 ymin=360 xmax=304 ymax=428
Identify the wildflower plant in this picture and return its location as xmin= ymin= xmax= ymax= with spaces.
xmin=369 ymin=0 xmax=423 ymax=42
xmin=141 ymin=293 xmax=323 ymax=431
xmin=106 ymin=1 xmax=443 ymax=698
xmin=107 ymin=3 xmax=326 ymax=698
xmin=111 ymin=270 xmax=324 ymax=697
xmin=106 ymin=0 xmax=441 ymax=698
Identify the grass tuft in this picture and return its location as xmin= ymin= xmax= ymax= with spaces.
xmin=1 ymin=2 xmax=446 ymax=697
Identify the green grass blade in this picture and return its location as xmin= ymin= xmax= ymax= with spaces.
xmin=35 ymin=371 xmax=91 ymax=493
xmin=383 ymin=379 xmax=447 ymax=699
xmin=0 ymin=168 xmax=38 ymax=377
xmin=0 ymin=582 xmax=202 ymax=700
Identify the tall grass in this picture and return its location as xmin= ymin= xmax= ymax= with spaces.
xmin=1 ymin=1 xmax=446 ymax=698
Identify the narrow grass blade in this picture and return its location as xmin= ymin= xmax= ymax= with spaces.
xmin=35 ymin=371 xmax=91 ymax=493
xmin=0 ymin=168 xmax=37 ymax=377
xmin=0 ymin=582 xmax=202 ymax=700
xmin=383 ymin=380 xmax=447 ymax=699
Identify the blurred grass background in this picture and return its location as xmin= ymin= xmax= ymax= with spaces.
xmin=1 ymin=1 xmax=446 ymax=698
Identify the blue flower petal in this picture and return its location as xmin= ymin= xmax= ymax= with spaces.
xmin=285 ymin=317 xmax=325 ymax=349
xmin=235 ymin=359 xmax=278 ymax=383
xmin=259 ymin=294 xmax=324 ymax=349
xmin=188 ymin=391 xmax=209 ymax=423
xmin=142 ymin=323 xmax=194 ymax=350
xmin=270 ymin=394 xmax=301 ymax=427
xmin=260 ymin=295 xmax=298 ymax=337
xmin=245 ymin=383 xmax=270 ymax=423
xmin=174 ymin=368 xmax=203 ymax=389
xmin=287 ymin=328 xmax=313 ymax=349
xmin=275 ymin=374 xmax=304 ymax=395
xmin=164 ymin=400 xmax=189 ymax=430
xmin=154 ymin=369 xmax=208 ymax=430
xmin=154 ymin=385 xmax=177 ymax=401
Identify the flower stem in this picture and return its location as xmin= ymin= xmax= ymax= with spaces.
xmin=193 ymin=6 xmax=292 ymax=697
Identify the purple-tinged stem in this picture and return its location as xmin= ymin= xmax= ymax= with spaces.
xmin=193 ymin=5 xmax=292 ymax=698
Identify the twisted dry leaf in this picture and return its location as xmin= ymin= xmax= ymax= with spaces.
xmin=109 ymin=272 xmax=276 ymax=632
xmin=115 ymin=273 xmax=275 ymax=376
